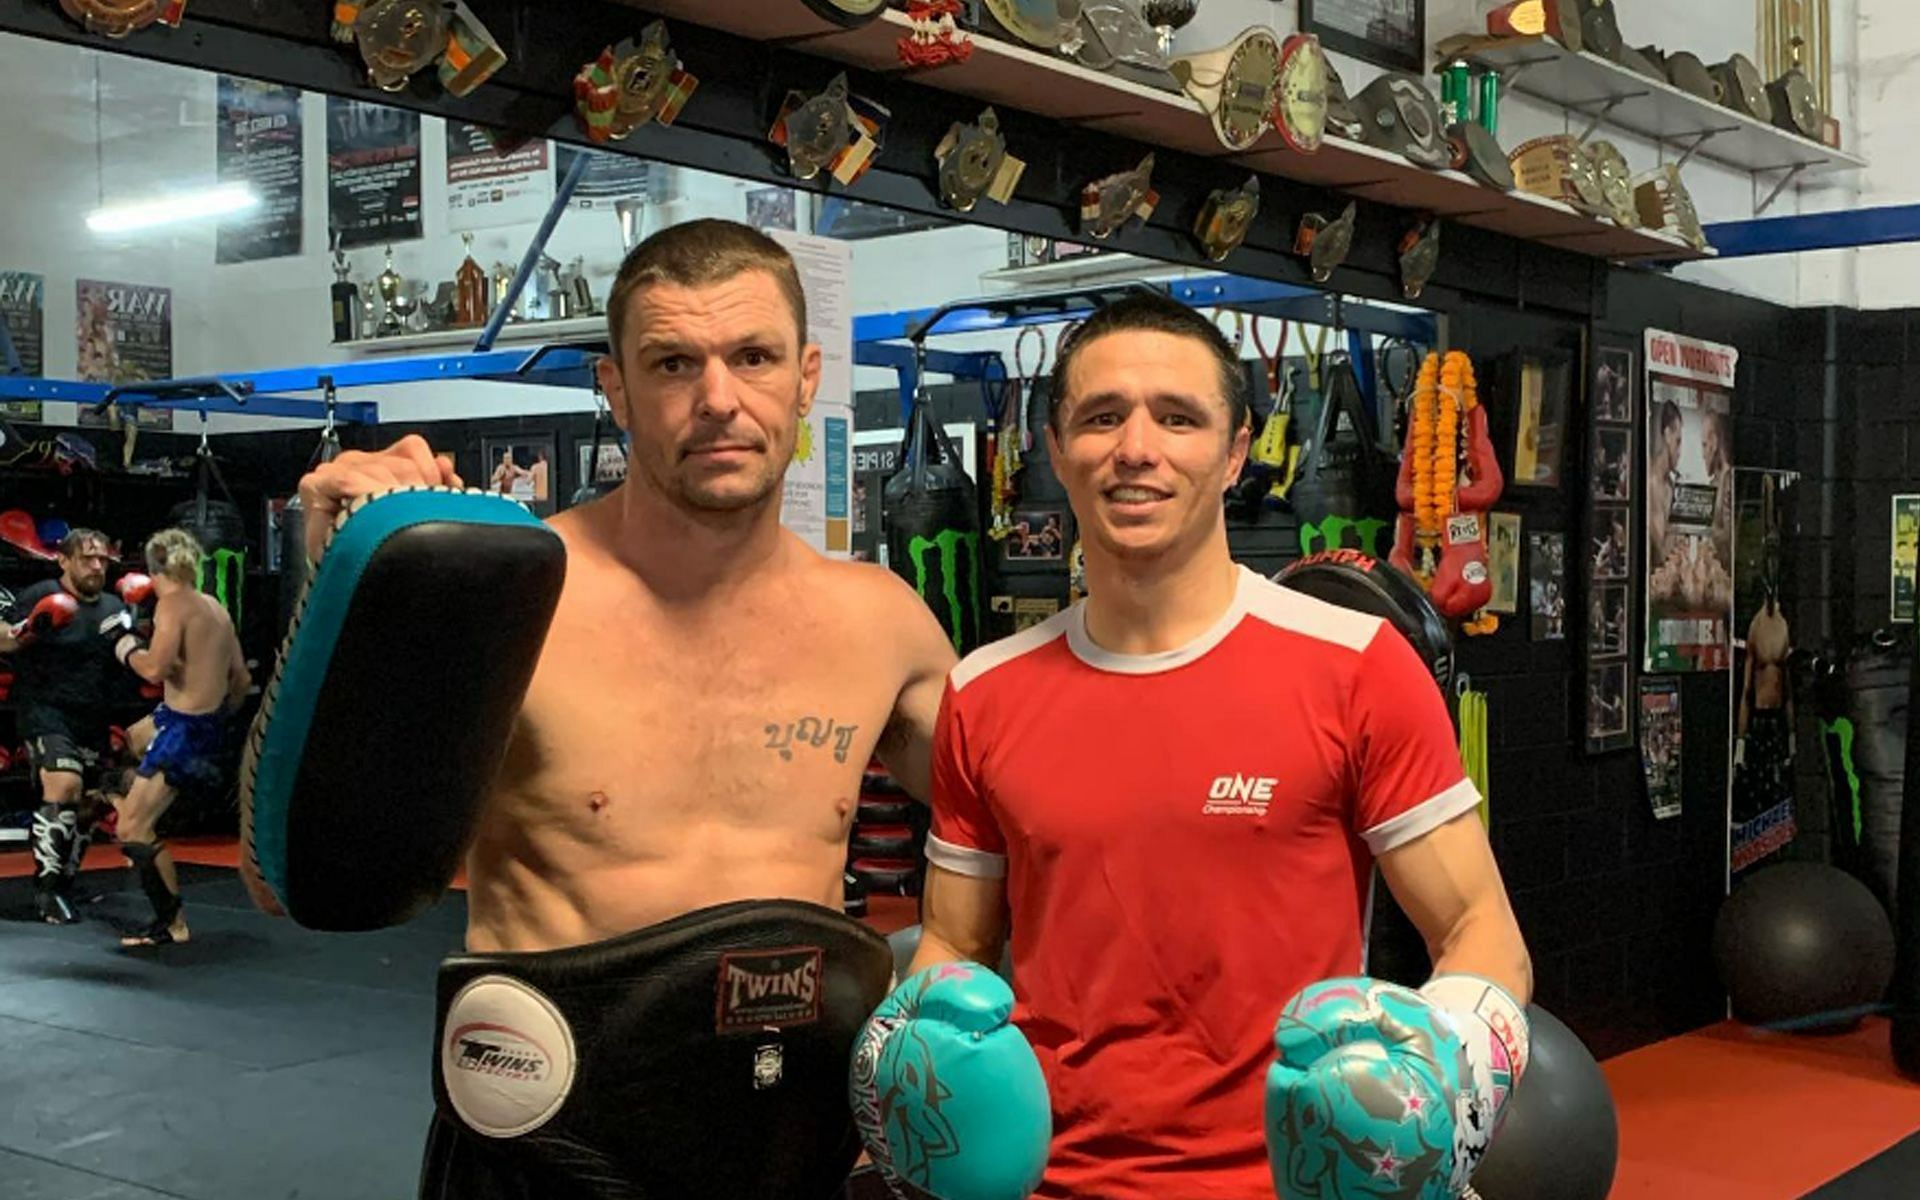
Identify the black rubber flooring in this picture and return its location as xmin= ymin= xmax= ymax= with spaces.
xmin=1805 ymin=1131 xmax=1920 ymax=1199
xmin=0 ymin=861 xmax=464 ymax=1200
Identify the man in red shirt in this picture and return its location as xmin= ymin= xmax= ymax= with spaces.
xmin=906 ymin=295 xmax=1533 ymax=1199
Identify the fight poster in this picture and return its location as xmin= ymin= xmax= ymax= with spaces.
xmin=326 ymin=96 xmax=422 ymax=249
xmin=75 ymin=280 xmax=175 ymax=429
xmin=1731 ymin=469 xmax=1801 ymax=877
xmin=0 ymin=269 xmax=44 ymax=377
xmin=215 ymin=76 xmax=304 ymax=264
xmin=771 ymin=231 xmax=853 ymax=558
xmin=1644 ymin=329 xmax=1736 ymax=673
xmin=1641 ymin=676 xmax=1684 ymax=819
xmin=445 ymin=122 xmax=552 ymax=232
xmin=1893 ymin=495 xmax=1919 ymax=623
xmin=555 ymin=144 xmax=654 ymax=210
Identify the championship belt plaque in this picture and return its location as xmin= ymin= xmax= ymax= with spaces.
xmin=1768 ymin=68 xmax=1822 ymax=140
xmin=1193 ymin=177 xmax=1261 ymax=262
xmin=770 ymin=74 xmax=889 ymax=186
xmin=1510 ymin=134 xmax=1605 ymax=214
xmin=1081 ymin=154 xmax=1158 ymax=240
xmin=1664 ymin=52 xmax=1723 ymax=104
xmin=984 ymin=0 xmax=1072 ymax=49
xmin=1072 ymin=1 xmax=1170 ymax=71
xmin=59 ymin=0 xmax=185 ymax=37
xmin=438 ymin=1 xmax=506 ymax=97
xmin=1398 ymin=217 xmax=1442 ymax=300
xmin=1449 ymin=122 xmax=1515 ymax=191
xmin=801 ymin=0 xmax=888 ymax=26
xmin=1353 ymin=75 xmax=1452 ymax=170
xmin=1579 ymin=0 xmax=1623 ymax=61
xmin=1589 ymin=140 xmax=1638 ymax=227
xmin=1714 ymin=54 xmax=1770 ymax=119
xmin=935 ymin=108 xmax=1025 ymax=213
xmin=1634 ymin=164 xmax=1707 ymax=251
xmin=340 ymin=0 xmax=451 ymax=92
xmin=574 ymin=22 xmax=699 ymax=144
xmin=1170 ymin=27 xmax=1282 ymax=153
xmin=1295 ymin=202 xmax=1357 ymax=283
xmin=1274 ymin=33 xmax=1332 ymax=154
xmin=1484 ymin=0 xmax=1580 ymax=50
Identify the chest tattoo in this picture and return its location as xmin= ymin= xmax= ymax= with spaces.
xmin=764 ymin=715 xmax=859 ymax=764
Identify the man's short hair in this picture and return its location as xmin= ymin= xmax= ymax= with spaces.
xmin=1048 ymin=292 xmax=1249 ymax=434
xmin=604 ymin=218 xmax=808 ymax=362
xmin=57 ymin=528 xmax=111 ymax=557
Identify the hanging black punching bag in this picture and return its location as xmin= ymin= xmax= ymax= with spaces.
xmin=1894 ymin=625 xmax=1920 ymax=1080
xmin=1288 ymin=357 xmax=1394 ymax=558
xmin=884 ymin=377 xmax=983 ymax=657
xmin=1840 ymin=635 xmax=1909 ymax=915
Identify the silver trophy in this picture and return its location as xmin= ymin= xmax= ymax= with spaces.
xmin=616 ymin=196 xmax=646 ymax=252
xmin=567 ymin=257 xmax=596 ymax=316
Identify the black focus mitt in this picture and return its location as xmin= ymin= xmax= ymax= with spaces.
xmin=1274 ymin=548 xmax=1455 ymax=691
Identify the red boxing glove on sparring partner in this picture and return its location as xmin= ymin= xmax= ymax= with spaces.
xmin=9 ymin=592 xmax=79 ymax=647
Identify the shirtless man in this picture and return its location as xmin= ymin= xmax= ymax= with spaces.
xmin=1735 ymin=579 xmax=1795 ymax=825
xmin=257 ymin=220 xmax=957 ymax=1198
xmin=1647 ymin=399 xmax=1683 ymax=591
xmin=114 ymin=527 xmax=251 ymax=947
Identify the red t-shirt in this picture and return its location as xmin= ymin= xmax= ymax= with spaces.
xmin=929 ymin=566 xmax=1479 ymax=1199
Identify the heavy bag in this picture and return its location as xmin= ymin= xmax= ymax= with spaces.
xmin=276 ymin=495 xmax=311 ymax=645
xmin=1289 ymin=358 xmax=1395 ymax=556
xmin=884 ymin=390 xmax=983 ymax=656
xmin=170 ymin=496 xmax=248 ymax=552
xmin=1896 ymin=625 xmax=1920 ymax=1080
xmin=1837 ymin=635 xmax=1908 ymax=914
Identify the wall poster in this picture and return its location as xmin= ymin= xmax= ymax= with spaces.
xmin=1644 ymin=329 xmax=1736 ymax=674
xmin=326 ymin=95 xmax=422 ymax=248
xmin=215 ymin=75 xmax=304 ymax=263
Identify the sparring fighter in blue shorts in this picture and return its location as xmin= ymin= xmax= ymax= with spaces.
xmin=113 ymin=527 xmax=251 ymax=948
xmin=242 ymin=220 xmax=1051 ymax=1200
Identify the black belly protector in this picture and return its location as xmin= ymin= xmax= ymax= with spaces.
xmin=432 ymin=899 xmax=894 ymax=1199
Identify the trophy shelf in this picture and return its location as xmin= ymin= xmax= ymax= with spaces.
xmin=335 ymin=315 xmax=609 ymax=355
xmin=1441 ymin=36 xmax=1867 ymax=177
xmin=626 ymin=2 xmax=1712 ymax=263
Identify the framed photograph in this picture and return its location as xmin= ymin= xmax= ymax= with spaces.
xmin=1003 ymin=509 xmax=1067 ymax=562
xmin=1585 ymin=663 xmax=1630 ymax=743
xmin=1594 ymin=347 xmax=1633 ymax=423
xmin=481 ymin=434 xmax=557 ymax=518
xmin=1639 ymin=676 xmax=1684 ymax=820
xmin=1486 ymin=512 xmax=1522 ymax=615
xmin=1589 ymin=584 xmax=1629 ymax=658
xmin=575 ymin=437 xmax=628 ymax=489
xmin=1529 ymin=532 xmax=1566 ymax=641
xmin=1300 ymin=0 xmax=1426 ymax=73
xmin=1894 ymin=494 xmax=1919 ymax=622
xmin=1591 ymin=505 xmax=1630 ymax=582
xmin=1591 ymin=428 xmax=1632 ymax=502
xmin=1510 ymin=355 xmax=1571 ymax=489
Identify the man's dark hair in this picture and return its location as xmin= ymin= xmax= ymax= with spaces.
xmin=605 ymin=218 xmax=808 ymax=363
xmin=57 ymin=528 xmax=111 ymax=557
xmin=1657 ymin=400 xmax=1683 ymax=435
xmin=1048 ymin=292 xmax=1248 ymax=434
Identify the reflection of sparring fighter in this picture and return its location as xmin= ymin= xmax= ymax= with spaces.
xmin=905 ymin=296 xmax=1533 ymax=1199
xmin=1735 ymin=582 xmax=1795 ymax=825
xmin=113 ymin=529 xmax=251 ymax=948
xmin=251 ymin=221 xmax=975 ymax=1199
xmin=0 ymin=529 xmax=136 ymax=924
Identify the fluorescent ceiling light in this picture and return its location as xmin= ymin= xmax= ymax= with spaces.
xmin=86 ymin=183 xmax=260 ymax=234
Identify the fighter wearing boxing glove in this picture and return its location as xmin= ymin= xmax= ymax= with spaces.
xmin=907 ymin=296 xmax=1531 ymax=1199
xmin=5 ymin=590 xmax=79 ymax=648
xmin=850 ymin=961 xmax=1052 ymax=1200
xmin=1267 ymin=974 xmax=1530 ymax=1200
xmin=241 ymin=219 xmax=962 ymax=1200
xmin=0 ymin=529 xmax=131 ymax=924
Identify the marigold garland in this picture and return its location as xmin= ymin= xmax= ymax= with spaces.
xmin=1406 ymin=351 xmax=1478 ymax=574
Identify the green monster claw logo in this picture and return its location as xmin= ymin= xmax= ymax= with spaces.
xmin=196 ymin=548 xmax=246 ymax=627
xmin=1300 ymin=515 xmax=1389 ymax=558
xmin=907 ymin=530 xmax=980 ymax=653
xmin=792 ymin=419 xmax=815 ymax=465
xmin=1820 ymin=717 xmax=1862 ymax=842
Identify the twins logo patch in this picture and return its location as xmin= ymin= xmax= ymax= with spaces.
xmin=440 ymin=974 xmax=576 ymax=1140
xmin=715 ymin=946 xmax=824 ymax=1033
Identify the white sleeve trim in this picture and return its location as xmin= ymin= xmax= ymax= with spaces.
xmin=925 ymin=834 xmax=1008 ymax=879
xmin=1362 ymin=778 xmax=1483 ymax=856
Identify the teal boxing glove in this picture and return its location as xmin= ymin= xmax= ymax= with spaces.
xmin=1265 ymin=975 xmax=1530 ymax=1200
xmin=849 ymin=962 xmax=1052 ymax=1200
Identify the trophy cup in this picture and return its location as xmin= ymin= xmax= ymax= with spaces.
xmin=541 ymin=255 xmax=569 ymax=320
xmin=359 ymin=279 xmax=379 ymax=339
xmin=456 ymin=232 xmax=489 ymax=327
xmin=376 ymin=247 xmax=405 ymax=337
xmin=330 ymin=240 xmax=361 ymax=343
xmin=567 ymin=258 xmax=596 ymax=317
xmin=406 ymin=281 xmax=432 ymax=333
xmin=616 ymin=196 xmax=646 ymax=252
xmin=493 ymin=262 xmax=519 ymax=323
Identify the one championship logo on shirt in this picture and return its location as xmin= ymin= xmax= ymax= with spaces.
xmin=715 ymin=947 xmax=824 ymax=1032
xmin=1203 ymin=773 xmax=1278 ymax=816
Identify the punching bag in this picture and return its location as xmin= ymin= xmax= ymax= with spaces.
xmin=1896 ymin=625 xmax=1920 ymax=1079
xmin=1288 ymin=357 xmax=1394 ymax=558
xmin=884 ymin=378 xmax=983 ymax=657
xmin=1837 ymin=635 xmax=1909 ymax=914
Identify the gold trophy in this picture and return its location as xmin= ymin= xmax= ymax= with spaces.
xmin=376 ymin=247 xmax=405 ymax=337
xmin=455 ymin=233 xmax=488 ymax=328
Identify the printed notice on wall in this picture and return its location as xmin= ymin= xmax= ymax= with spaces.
xmin=215 ymin=76 xmax=304 ymax=263
xmin=326 ymin=96 xmax=422 ymax=249
xmin=446 ymin=122 xmax=552 ymax=232
xmin=771 ymin=231 xmax=853 ymax=557
xmin=1644 ymin=329 xmax=1737 ymax=673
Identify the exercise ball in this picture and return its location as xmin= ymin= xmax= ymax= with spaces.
xmin=1713 ymin=860 xmax=1896 ymax=1030
xmin=1472 ymin=1006 xmax=1618 ymax=1200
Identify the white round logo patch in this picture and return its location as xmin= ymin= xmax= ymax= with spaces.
xmin=441 ymin=974 xmax=577 ymax=1139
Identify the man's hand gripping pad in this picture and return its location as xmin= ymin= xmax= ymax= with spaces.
xmin=240 ymin=489 xmax=565 ymax=931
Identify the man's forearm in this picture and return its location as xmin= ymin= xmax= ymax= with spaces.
xmin=1429 ymin=911 xmax=1533 ymax=1005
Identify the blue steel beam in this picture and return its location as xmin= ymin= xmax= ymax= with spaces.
xmin=1702 ymin=204 xmax=1920 ymax=259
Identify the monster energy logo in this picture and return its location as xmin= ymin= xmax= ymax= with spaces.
xmin=1300 ymin=515 xmax=1388 ymax=558
xmin=196 ymin=548 xmax=246 ymax=627
xmin=1820 ymin=717 xmax=1862 ymax=842
xmin=907 ymin=529 xmax=980 ymax=653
